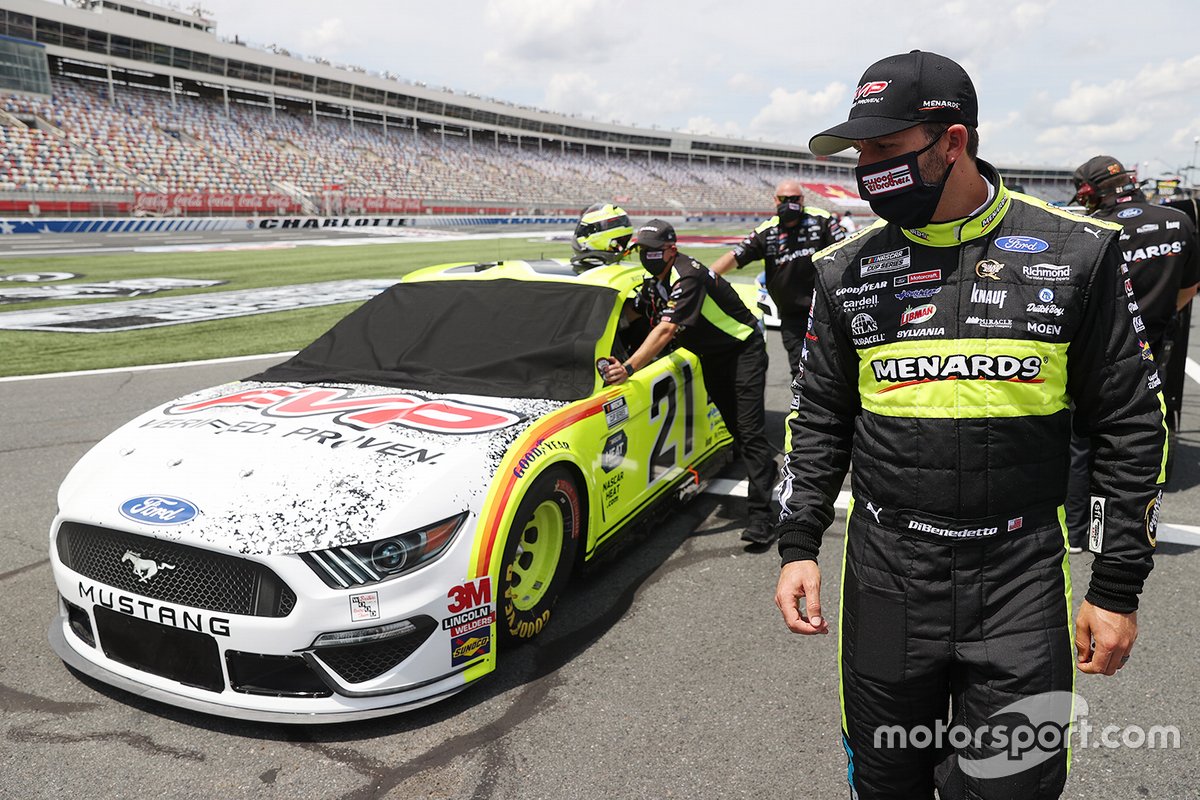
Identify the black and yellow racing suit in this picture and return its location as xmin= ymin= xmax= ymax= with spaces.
xmin=774 ymin=163 xmax=1167 ymax=799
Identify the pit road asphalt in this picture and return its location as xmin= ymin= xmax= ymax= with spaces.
xmin=3 ymin=325 xmax=1198 ymax=799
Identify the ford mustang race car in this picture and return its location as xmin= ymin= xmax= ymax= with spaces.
xmin=48 ymin=258 xmax=736 ymax=723
xmin=755 ymin=272 xmax=781 ymax=329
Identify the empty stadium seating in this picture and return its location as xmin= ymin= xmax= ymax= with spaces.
xmin=0 ymin=76 xmax=1073 ymax=215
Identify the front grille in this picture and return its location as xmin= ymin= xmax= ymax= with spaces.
xmin=56 ymin=522 xmax=295 ymax=617
xmin=94 ymin=605 xmax=223 ymax=692
xmin=226 ymin=651 xmax=331 ymax=697
xmin=315 ymin=615 xmax=437 ymax=684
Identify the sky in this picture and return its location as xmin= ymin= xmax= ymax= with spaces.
xmin=182 ymin=0 xmax=1200 ymax=181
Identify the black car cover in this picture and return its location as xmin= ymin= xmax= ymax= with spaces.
xmin=251 ymin=278 xmax=616 ymax=402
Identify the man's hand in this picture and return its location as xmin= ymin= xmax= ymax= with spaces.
xmin=775 ymin=560 xmax=828 ymax=635
xmin=1075 ymin=599 xmax=1138 ymax=676
xmin=597 ymin=357 xmax=629 ymax=385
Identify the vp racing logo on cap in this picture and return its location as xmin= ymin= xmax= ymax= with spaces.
xmin=853 ymin=80 xmax=890 ymax=103
xmin=870 ymin=354 xmax=1043 ymax=393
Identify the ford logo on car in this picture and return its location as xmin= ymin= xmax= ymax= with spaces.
xmin=1117 ymin=207 xmax=1143 ymax=219
xmin=119 ymin=495 xmax=199 ymax=525
xmin=994 ymin=236 xmax=1049 ymax=253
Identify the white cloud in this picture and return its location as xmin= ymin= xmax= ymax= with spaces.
xmin=683 ymin=116 xmax=743 ymax=139
xmin=298 ymin=18 xmax=355 ymax=58
xmin=748 ymin=82 xmax=848 ymax=142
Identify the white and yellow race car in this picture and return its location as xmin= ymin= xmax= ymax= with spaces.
xmin=48 ymin=258 xmax=736 ymax=723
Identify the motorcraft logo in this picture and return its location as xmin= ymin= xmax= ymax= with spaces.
xmin=0 ymin=279 xmax=397 ymax=332
xmin=1136 ymin=223 xmax=1160 ymax=234
xmin=870 ymin=354 xmax=1042 ymax=391
xmin=900 ymin=304 xmax=937 ymax=326
xmin=167 ymin=385 xmax=524 ymax=435
xmin=1023 ymin=263 xmax=1072 ymax=282
xmin=860 ymin=248 xmax=911 ymax=277
xmin=119 ymin=495 xmax=199 ymax=526
xmin=994 ymin=236 xmax=1049 ymax=254
xmin=894 ymin=270 xmax=941 ymax=286
xmin=861 ymin=166 xmax=915 ymax=197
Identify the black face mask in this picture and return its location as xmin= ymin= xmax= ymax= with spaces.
xmin=855 ymin=130 xmax=953 ymax=229
xmin=776 ymin=196 xmax=803 ymax=226
xmin=640 ymin=248 xmax=666 ymax=273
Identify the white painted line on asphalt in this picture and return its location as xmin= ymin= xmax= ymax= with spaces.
xmin=1158 ymin=523 xmax=1200 ymax=547
xmin=0 ymin=351 xmax=297 ymax=383
xmin=1187 ymin=356 xmax=1200 ymax=387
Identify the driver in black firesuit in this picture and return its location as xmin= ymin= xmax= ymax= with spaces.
xmin=1064 ymin=155 xmax=1199 ymax=550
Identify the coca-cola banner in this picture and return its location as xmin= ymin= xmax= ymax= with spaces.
xmin=134 ymin=192 xmax=304 ymax=214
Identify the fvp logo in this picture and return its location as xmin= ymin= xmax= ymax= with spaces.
xmin=119 ymin=495 xmax=199 ymax=525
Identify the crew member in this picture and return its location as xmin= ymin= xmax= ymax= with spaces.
xmin=1064 ymin=156 xmax=1198 ymax=550
xmin=711 ymin=180 xmax=844 ymax=380
xmin=600 ymin=220 xmax=778 ymax=546
xmin=772 ymin=51 xmax=1166 ymax=799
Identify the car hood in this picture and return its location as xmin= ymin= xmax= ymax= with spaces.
xmin=58 ymin=381 xmax=567 ymax=556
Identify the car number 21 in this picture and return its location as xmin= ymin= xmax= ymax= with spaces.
xmin=648 ymin=363 xmax=695 ymax=485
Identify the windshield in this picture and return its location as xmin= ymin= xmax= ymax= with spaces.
xmin=250 ymin=278 xmax=616 ymax=401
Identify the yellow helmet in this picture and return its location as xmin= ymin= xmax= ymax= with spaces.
xmin=572 ymin=203 xmax=633 ymax=266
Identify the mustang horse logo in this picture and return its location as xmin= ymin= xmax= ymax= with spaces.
xmin=121 ymin=550 xmax=175 ymax=583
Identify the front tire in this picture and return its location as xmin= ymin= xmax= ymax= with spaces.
xmin=499 ymin=466 xmax=582 ymax=644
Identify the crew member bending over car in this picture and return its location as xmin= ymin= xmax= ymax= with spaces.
xmin=599 ymin=220 xmax=778 ymax=546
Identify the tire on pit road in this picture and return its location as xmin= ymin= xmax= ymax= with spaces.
xmin=499 ymin=465 xmax=583 ymax=645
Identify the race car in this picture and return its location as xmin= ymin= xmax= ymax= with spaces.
xmin=755 ymin=271 xmax=781 ymax=329
xmin=47 ymin=258 xmax=735 ymax=723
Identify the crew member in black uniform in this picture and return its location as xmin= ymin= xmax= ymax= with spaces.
xmin=600 ymin=220 xmax=778 ymax=546
xmin=1064 ymin=155 xmax=1199 ymax=549
xmin=771 ymin=51 xmax=1167 ymax=799
xmin=711 ymin=179 xmax=845 ymax=379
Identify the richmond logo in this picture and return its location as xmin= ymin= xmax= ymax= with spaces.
xmin=870 ymin=354 xmax=1043 ymax=392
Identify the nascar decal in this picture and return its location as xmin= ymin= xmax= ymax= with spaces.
xmin=860 ymin=248 xmax=910 ymax=277
xmin=167 ymin=384 xmax=524 ymax=435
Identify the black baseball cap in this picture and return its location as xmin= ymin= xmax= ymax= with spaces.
xmin=809 ymin=50 xmax=978 ymax=156
xmin=1073 ymin=155 xmax=1132 ymax=188
xmin=635 ymin=219 xmax=677 ymax=249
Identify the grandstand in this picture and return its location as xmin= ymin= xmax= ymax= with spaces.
xmin=0 ymin=0 xmax=1076 ymax=219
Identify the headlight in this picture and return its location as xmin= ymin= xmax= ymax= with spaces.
xmin=301 ymin=512 xmax=468 ymax=589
